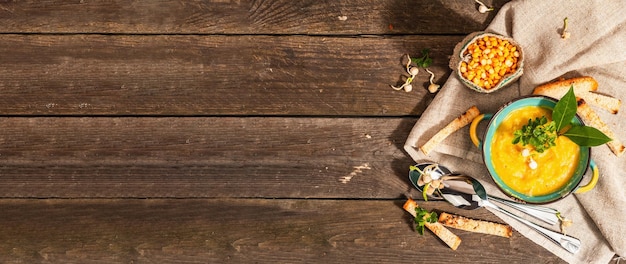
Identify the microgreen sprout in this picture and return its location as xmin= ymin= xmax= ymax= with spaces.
xmin=408 ymin=66 xmax=419 ymax=76
xmin=521 ymin=148 xmax=531 ymax=157
xmin=411 ymin=164 xmax=440 ymax=201
xmin=425 ymin=68 xmax=440 ymax=93
xmin=410 ymin=164 xmax=450 ymax=201
xmin=561 ymin=17 xmax=570 ymax=39
xmin=389 ymin=78 xmax=413 ymax=92
xmin=404 ymin=54 xmax=414 ymax=74
xmin=528 ymin=156 xmax=538 ymax=170
xmin=556 ymin=211 xmax=573 ymax=235
xmin=474 ymin=0 xmax=493 ymax=13
xmin=390 ymin=49 xmax=436 ymax=93
xmin=521 ymin=148 xmax=538 ymax=169
xmin=390 ymin=54 xmax=417 ymax=92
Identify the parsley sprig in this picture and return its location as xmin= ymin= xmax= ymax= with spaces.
xmin=414 ymin=207 xmax=438 ymax=235
xmin=512 ymin=86 xmax=611 ymax=152
xmin=411 ymin=49 xmax=433 ymax=68
xmin=512 ymin=116 xmax=557 ymax=153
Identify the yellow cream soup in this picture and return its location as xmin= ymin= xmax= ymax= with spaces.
xmin=490 ymin=106 xmax=580 ymax=196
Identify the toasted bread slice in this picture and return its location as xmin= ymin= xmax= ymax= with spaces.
xmin=420 ymin=106 xmax=480 ymax=155
xmin=533 ymin=76 xmax=598 ymax=95
xmin=533 ymin=76 xmax=621 ymax=114
xmin=438 ymin=212 xmax=512 ymax=238
xmin=576 ymin=98 xmax=625 ymax=156
xmin=403 ymin=199 xmax=461 ymax=250
xmin=580 ymin=92 xmax=621 ymax=114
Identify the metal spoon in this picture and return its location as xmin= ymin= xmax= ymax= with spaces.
xmin=409 ymin=162 xmax=559 ymax=225
xmin=409 ymin=163 xmax=580 ymax=254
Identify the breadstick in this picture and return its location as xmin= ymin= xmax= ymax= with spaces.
xmin=438 ymin=212 xmax=512 ymax=238
xmin=420 ymin=106 xmax=480 ymax=155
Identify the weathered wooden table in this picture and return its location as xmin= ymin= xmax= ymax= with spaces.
xmin=1 ymin=1 xmax=615 ymax=263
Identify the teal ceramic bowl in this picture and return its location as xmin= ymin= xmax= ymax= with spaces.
xmin=469 ymin=95 xmax=597 ymax=204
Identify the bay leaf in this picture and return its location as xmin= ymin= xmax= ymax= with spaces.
xmin=552 ymin=86 xmax=577 ymax=132
xmin=563 ymin=125 xmax=612 ymax=146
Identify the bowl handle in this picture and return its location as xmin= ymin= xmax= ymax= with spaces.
xmin=574 ymin=160 xmax=598 ymax=194
xmin=469 ymin=113 xmax=493 ymax=148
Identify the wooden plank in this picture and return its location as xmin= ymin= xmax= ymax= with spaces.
xmin=0 ymin=0 xmax=510 ymax=35
xmin=0 ymin=198 xmax=564 ymax=263
xmin=0 ymin=117 xmax=423 ymax=198
xmin=0 ymin=34 xmax=459 ymax=116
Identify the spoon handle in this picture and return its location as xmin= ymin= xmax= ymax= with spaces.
xmin=488 ymin=196 xmax=559 ymax=226
xmin=484 ymin=201 xmax=581 ymax=254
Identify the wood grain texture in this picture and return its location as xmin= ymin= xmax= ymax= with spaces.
xmin=0 ymin=198 xmax=565 ymax=263
xmin=0 ymin=0 xmax=509 ymax=35
xmin=0 ymin=0 xmax=597 ymax=262
xmin=0 ymin=34 xmax=460 ymax=116
xmin=0 ymin=117 xmax=420 ymax=198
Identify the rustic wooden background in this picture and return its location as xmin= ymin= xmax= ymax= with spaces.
xmin=0 ymin=0 xmax=617 ymax=263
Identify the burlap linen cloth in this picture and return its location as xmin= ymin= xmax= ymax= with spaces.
xmin=403 ymin=1 xmax=625 ymax=263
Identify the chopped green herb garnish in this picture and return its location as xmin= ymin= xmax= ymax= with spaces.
xmin=411 ymin=49 xmax=433 ymax=68
xmin=414 ymin=207 xmax=438 ymax=235
xmin=512 ymin=116 xmax=557 ymax=153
